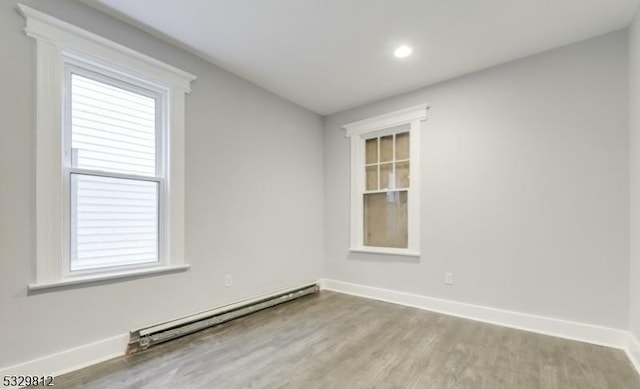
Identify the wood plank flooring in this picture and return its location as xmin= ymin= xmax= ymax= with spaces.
xmin=54 ymin=291 xmax=640 ymax=388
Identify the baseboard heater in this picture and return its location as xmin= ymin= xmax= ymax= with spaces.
xmin=127 ymin=283 xmax=319 ymax=354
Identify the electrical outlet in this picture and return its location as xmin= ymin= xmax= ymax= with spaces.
xmin=445 ymin=273 xmax=453 ymax=285
xmin=225 ymin=274 xmax=233 ymax=287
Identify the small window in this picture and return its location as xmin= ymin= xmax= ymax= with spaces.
xmin=343 ymin=105 xmax=427 ymax=256
xmin=363 ymin=132 xmax=410 ymax=248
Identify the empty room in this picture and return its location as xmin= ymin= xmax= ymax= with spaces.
xmin=3 ymin=0 xmax=640 ymax=387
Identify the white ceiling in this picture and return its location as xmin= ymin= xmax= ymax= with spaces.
xmin=86 ymin=0 xmax=639 ymax=115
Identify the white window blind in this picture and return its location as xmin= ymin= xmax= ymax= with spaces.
xmin=69 ymin=72 xmax=161 ymax=272
xmin=71 ymin=74 xmax=157 ymax=176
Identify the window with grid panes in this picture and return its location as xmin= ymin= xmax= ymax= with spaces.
xmin=363 ymin=132 xmax=410 ymax=248
xmin=343 ymin=105 xmax=427 ymax=256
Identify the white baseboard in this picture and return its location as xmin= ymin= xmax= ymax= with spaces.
xmin=3 ymin=280 xmax=637 ymax=378
xmin=627 ymin=333 xmax=640 ymax=374
xmin=319 ymin=279 xmax=629 ymax=350
xmin=0 ymin=333 xmax=129 ymax=377
xmin=0 ymin=280 xmax=320 ymax=377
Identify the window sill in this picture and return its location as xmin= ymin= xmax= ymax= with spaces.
xmin=349 ymin=247 xmax=420 ymax=257
xmin=28 ymin=264 xmax=190 ymax=291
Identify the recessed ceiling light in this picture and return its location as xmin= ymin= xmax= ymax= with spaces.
xmin=394 ymin=45 xmax=412 ymax=58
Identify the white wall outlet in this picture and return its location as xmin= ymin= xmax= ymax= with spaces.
xmin=445 ymin=272 xmax=453 ymax=285
xmin=225 ymin=274 xmax=233 ymax=287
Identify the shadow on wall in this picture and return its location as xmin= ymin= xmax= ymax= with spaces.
xmin=347 ymin=251 xmax=420 ymax=264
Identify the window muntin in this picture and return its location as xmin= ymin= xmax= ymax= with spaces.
xmin=65 ymin=67 xmax=165 ymax=274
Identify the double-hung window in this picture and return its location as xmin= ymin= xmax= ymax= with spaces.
xmin=21 ymin=5 xmax=195 ymax=288
xmin=66 ymin=66 xmax=164 ymax=274
xmin=362 ymin=131 xmax=410 ymax=248
xmin=343 ymin=105 xmax=428 ymax=256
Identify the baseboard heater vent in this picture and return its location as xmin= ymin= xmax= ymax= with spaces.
xmin=127 ymin=283 xmax=319 ymax=354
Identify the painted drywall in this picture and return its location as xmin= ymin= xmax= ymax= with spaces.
xmin=324 ymin=31 xmax=629 ymax=329
xmin=0 ymin=0 xmax=323 ymax=368
xmin=630 ymin=9 xmax=640 ymax=341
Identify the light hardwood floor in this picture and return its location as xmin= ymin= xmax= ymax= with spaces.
xmin=55 ymin=291 xmax=640 ymax=388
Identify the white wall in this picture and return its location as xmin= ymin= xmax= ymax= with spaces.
xmin=0 ymin=0 xmax=323 ymax=368
xmin=630 ymin=9 xmax=640 ymax=341
xmin=324 ymin=31 xmax=630 ymax=329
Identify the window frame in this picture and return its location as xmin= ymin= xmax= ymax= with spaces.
xmin=20 ymin=4 xmax=195 ymax=289
xmin=63 ymin=62 xmax=167 ymax=278
xmin=343 ymin=105 xmax=428 ymax=257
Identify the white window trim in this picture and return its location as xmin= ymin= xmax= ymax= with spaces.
xmin=343 ymin=104 xmax=429 ymax=257
xmin=19 ymin=4 xmax=196 ymax=289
